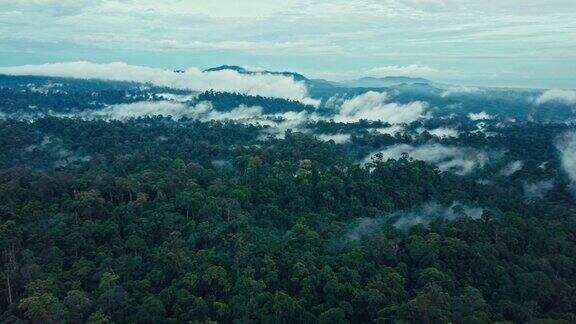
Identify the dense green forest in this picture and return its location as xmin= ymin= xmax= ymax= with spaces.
xmin=0 ymin=116 xmax=575 ymax=323
xmin=1 ymin=75 xmax=576 ymax=323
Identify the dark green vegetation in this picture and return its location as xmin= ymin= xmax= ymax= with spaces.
xmin=195 ymin=91 xmax=315 ymax=114
xmin=0 ymin=116 xmax=575 ymax=324
xmin=1 ymin=74 xmax=576 ymax=323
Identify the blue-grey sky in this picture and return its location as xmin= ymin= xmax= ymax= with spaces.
xmin=1 ymin=0 xmax=575 ymax=88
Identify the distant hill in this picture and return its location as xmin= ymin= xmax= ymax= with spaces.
xmin=204 ymin=65 xmax=308 ymax=81
xmin=334 ymin=76 xmax=433 ymax=88
xmin=203 ymin=65 xmax=247 ymax=73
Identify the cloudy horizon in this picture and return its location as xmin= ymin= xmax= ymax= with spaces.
xmin=1 ymin=1 xmax=575 ymax=88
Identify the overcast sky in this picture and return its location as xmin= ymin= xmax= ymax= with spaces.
xmin=1 ymin=0 xmax=575 ymax=88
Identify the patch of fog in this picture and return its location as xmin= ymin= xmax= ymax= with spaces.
xmin=556 ymin=132 xmax=576 ymax=197
xmin=523 ymin=179 xmax=555 ymax=199
xmin=393 ymin=202 xmax=484 ymax=229
xmin=81 ymin=101 xmax=195 ymax=121
xmin=195 ymin=104 xmax=264 ymax=122
xmin=347 ymin=202 xmax=485 ymax=241
xmin=499 ymin=161 xmax=523 ymax=176
xmin=26 ymin=82 xmax=66 ymax=94
xmin=373 ymin=125 xmax=405 ymax=135
xmin=334 ymin=91 xmax=428 ymax=124
xmin=0 ymin=110 xmax=49 ymax=121
xmin=347 ymin=217 xmax=382 ymax=242
xmin=316 ymin=133 xmax=351 ymax=144
xmin=25 ymin=135 xmax=91 ymax=167
xmin=259 ymin=111 xmax=316 ymax=139
xmin=25 ymin=135 xmax=55 ymax=152
xmin=473 ymin=122 xmax=498 ymax=137
xmin=366 ymin=143 xmax=491 ymax=175
xmin=157 ymin=93 xmax=196 ymax=102
xmin=417 ymin=127 xmax=459 ymax=138
xmin=468 ymin=111 xmax=494 ymax=121
xmin=323 ymin=95 xmax=346 ymax=109
xmin=76 ymin=100 xmax=287 ymax=125
xmin=440 ymin=113 xmax=457 ymax=120
xmin=53 ymin=150 xmax=92 ymax=168
xmin=212 ymin=160 xmax=234 ymax=170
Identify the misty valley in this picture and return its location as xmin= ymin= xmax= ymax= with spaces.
xmin=1 ymin=65 xmax=576 ymax=323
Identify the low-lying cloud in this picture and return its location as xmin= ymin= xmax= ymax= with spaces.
xmin=535 ymin=90 xmax=576 ymax=106
xmin=82 ymin=100 xmax=317 ymax=140
xmin=468 ymin=111 xmax=494 ymax=121
xmin=316 ymin=133 xmax=351 ymax=144
xmin=499 ymin=161 xmax=523 ymax=176
xmin=523 ymin=179 xmax=555 ymax=199
xmin=334 ymin=91 xmax=428 ymax=124
xmin=367 ymin=143 xmax=490 ymax=175
xmin=84 ymin=101 xmax=195 ymax=121
xmin=556 ymin=132 xmax=576 ymax=196
xmin=24 ymin=135 xmax=91 ymax=167
xmin=0 ymin=61 xmax=318 ymax=105
xmin=373 ymin=125 xmax=405 ymax=135
xmin=418 ymin=127 xmax=460 ymax=138
xmin=83 ymin=100 xmax=285 ymax=125
xmin=393 ymin=202 xmax=484 ymax=229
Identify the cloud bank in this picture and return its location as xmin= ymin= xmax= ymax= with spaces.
xmin=0 ymin=61 xmax=318 ymax=105
xmin=535 ymin=90 xmax=576 ymax=106
xmin=335 ymin=91 xmax=428 ymax=124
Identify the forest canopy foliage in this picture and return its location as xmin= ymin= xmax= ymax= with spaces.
xmin=1 ymin=74 xmax=576 ymax=323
